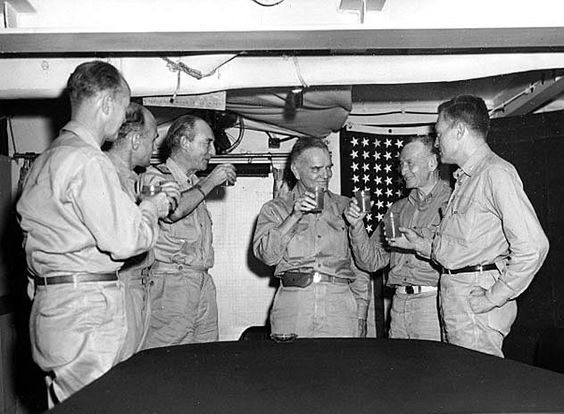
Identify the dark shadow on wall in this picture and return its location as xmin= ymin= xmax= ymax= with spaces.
xmin=246 ymin=215 xmax=278 ymax=327
xmin=1 ymin=201 xmax=47 ymax=413
xmin=489 ymin=110 xmax=564 ymax=365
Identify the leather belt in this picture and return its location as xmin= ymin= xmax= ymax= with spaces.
xmin=151 ymin=261 xmax=208 ymax=272
xmin=280 ymin=271 xmax=350 ymax=288
xmin=35 ymin=272 xmax=118 ymax=286
xmin=396 ymin=285 xmax=437 ymax=295
xmin=442 ymin=264 xmax=498 ymax=275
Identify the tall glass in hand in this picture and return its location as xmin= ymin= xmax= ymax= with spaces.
xmin=355 ymin=190 xmax=372 ymax=213
xmin=310 ymin=186 xmax=324 ymax=213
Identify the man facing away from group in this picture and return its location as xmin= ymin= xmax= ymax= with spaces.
xmin=345 ymin=136 xmax=451 ymax=341
xmin=141 ymin=114 xmax=237 ymax=348
xmin=16 ymin=61 xmax=179 ymax=404
xmin=392 ymin=95 xmax=549 ymax=357
xmin=253 ymin=137 xmax=370 ymax=338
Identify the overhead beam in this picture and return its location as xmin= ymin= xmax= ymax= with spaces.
xmin=2 ymin=27 xmax=564 ymax=55
xmin=490 ymin=73 xmax=564 ymax=118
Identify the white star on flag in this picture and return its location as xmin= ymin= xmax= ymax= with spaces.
xmin=341 ymin=131 xmax=410 ymax=235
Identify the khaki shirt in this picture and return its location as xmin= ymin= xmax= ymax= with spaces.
xmin=106 ymin=152 xmax=154 ymax=275
xmin=350 ymin=180 xmax=451 ymax=287
xmin=253 ymin=186 xmax=371 ymax=318
xmin=142 ymin=158 xmax=214 ymax=269
xmin=432 ymin=143 xmax=549 ymax=306
xmin=17 ymin=121 xmax=160 ymax=280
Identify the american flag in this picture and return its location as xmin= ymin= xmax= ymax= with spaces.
xmin=340 ymin=128 xmax=412 ymax=235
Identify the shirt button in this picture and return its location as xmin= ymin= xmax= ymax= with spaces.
xmin=317 ymin=235 xmax=322 ymax=238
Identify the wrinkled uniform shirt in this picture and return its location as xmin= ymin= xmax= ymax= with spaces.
xmin=106 ymin=152 xmax=154 ymax=273
xmin=350 ymin=180 xmax=451 ymax=287
xmin=17 ymin=121 xmax=160 ymax=282
xmin=432 ymin=143 xmax=549 ymax=306
xmin=253 ymin=186 xmax=371 ymax=318
xmin=142 ymin=158 xmax=214 ymax=269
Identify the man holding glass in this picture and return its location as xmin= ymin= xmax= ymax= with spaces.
xmin=345 ymin=136 xmax=451 ymax=341
xmin=253 ymin=137 xmax=370 ymax=338
xmin=17 ymin=61 xmax=178 ymax=404
xmin=106 ymin=102 xmax=179 ymax=359
xmin=393 ymin=95 xmax=549 ymax=357
xmin=141 ymin=114 xmax=236 ymax=348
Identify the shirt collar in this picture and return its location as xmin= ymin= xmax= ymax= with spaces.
xmin=407 ymin=179 xmax=448 ymax=209
xmin=454 ymin=142 xmax=491 ymax=180
xmin=166 ymin=158 xmax=199 ymax=184
xmin=61 ymin=120 xmax=101 ymax=149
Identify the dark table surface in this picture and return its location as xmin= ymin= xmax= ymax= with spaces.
xmin=50 ymin=338 xmax=564 ymax=413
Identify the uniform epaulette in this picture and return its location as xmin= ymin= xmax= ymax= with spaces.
xmin=155 ymin=164 xmax=172 ymax=174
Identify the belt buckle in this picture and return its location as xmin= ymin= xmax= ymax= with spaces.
xmin=312 ymin=271 xmax=322 ymax=284
xmin=405 ymin=286 xmax=415 ymax=294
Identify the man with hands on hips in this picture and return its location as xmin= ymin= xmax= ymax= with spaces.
xmin=345 ymin=136 xmax=450 ymax=341
xmin=253 ymin=137 xmax=370 ymax=338
xmin=141 ymin=114 xmax=236 ymax=348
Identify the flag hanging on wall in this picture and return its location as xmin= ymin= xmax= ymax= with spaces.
xmin=340 ymin=127 xmax=415 ymax=235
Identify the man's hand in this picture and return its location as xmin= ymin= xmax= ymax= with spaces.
xmin=387 ymin=227 xmax=419 ymax=250
xmin=145 ymin=192 xmax=172 ymax=219
xmin=468 ymin=287 xmax=497 ymax=314
xmin=205 ymin=163 xmax=237 ymax=188
xmin=358 ymin=319 xmax=367 ymax=338
xmin=159 ymin=181 xmax=181 ymax=211
xmin=344 ymin=198 xmax=366 ymax=228
xmin=291 ymin=191 xmax=318 ymax=218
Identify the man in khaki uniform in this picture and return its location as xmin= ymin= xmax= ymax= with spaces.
xmin=17 ymin=61 xmax=178 ymax=404
xmin=106 ymin=102 xmax=179 ymax=359
xmin=142 ymin=114 xmax=236 ymax=348
xmin=393 ymin=95 xmax=549 ymax=357
xmin=345 ymin=136 xmax=450 ymax=341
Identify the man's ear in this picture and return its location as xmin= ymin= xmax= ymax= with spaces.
xmin=290 ymin=162 xmax=300 ymax=181
xmin=180 ymin=135 xmax=191 ymax=150
xmin=130 ymin=133 xmax=141 ymax=150
xmin=101 ymin=93 xmax=113 ymax=116
xmin=455 ymin=121 xmax=466 ymax=140
xmin=428 ymin=154 xmax=439 ymax=172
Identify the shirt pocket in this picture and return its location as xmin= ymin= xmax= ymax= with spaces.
xmin=323 ymin=212 xmax=349 ymax=257
xmin=443 ymin=194 xmax=478 ymax=246
xmin=286 ymin=221 xmax=315 ymax=260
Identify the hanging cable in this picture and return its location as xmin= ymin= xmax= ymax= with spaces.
xmin=162 ymin=54 xmax=239 ymax=81
xmin=292 ymin=56 xmax=309 ymax=89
